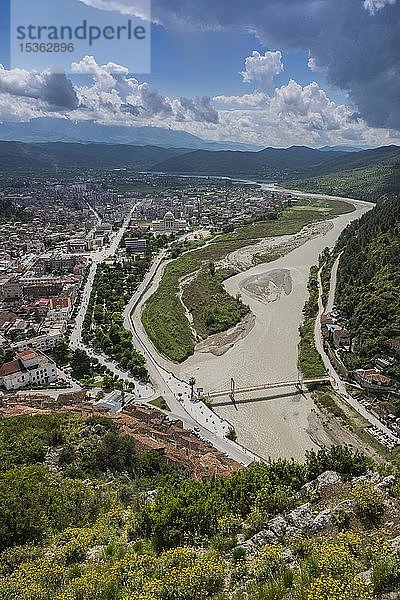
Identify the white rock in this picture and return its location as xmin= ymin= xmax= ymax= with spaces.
xmin=287 ymin=503 xmax=313 ymax=530
xmin=376 ymin=475 xmax=395 ymax=493
xmin=268 ymin=515 xmax=287 ymax=536
xmin=309 ymin=509 xmax=332 ymax=533
xmin=316 ymin=470 xmax=342 ymax=490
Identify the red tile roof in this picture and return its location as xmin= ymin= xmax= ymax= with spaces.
xmin=0 ymin=360 xmax=22 ymax=377
xmin=17 ymin=350 xmax=37 ymax=361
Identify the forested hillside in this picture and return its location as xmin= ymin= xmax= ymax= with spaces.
xmin=285 ymin=150 xmax=400 ymax=202
xmin=335 ymin=196 xmax=400 ymax=364
xmin=2 ymin=410 xmax=400 ymax=600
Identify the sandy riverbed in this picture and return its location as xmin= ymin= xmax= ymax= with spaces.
xmin=172 ymin=196 xmax=372 ymax=460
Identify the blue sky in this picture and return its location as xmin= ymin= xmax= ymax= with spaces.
xmin=145 ymin=24 xmax=345 ymax=103
xmin=0 ymin=0 xmax=398 ymax=148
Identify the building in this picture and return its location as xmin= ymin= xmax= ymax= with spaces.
xmin=332 ymin=326 xmax=350 ymax=349
xmin=0 ymin=349 xmax=58 ymax=391
xmin=151 ymin=211 xmax=188 ymax=234
xmin=68 ymin=240 xmax=90 ymax=253
xmin=125 ymin=238 xmax=147 ymax=254
xmin=26 ymin=240 xmax=45 ymax=254
xmin=12 ymin=331 xmax=63 ymax=353
xmin=0 ymin=279 xmax=23 ymax=301
xmin=354 ymin=369 xmax=392 ymax=390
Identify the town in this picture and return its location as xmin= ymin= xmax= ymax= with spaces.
xmin=0 ymin=170 xmax=399 ymax=466
xmin=0 ymin=172 xmax=280 ymax=409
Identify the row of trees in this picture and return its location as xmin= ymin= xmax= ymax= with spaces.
xmin=82 ymin=259 xmax=149 ymax=381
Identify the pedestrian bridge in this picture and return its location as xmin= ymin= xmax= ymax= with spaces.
xmin=208 ymin=376 xmax=330 ymax=400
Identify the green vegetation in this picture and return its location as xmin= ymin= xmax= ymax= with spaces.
xmin=313 ymin=387 xmax=347 ymax=421
xmin=183 ymin=266 xmax=250 ymax=338
xmin=51 ymin=345 xmax=133 ymax=391
xmin=83 ymin=259 xmax=149 ymax=381
xmin=0 ymin=413 xmax=178 ymax=553
xmin=335 ymin=196 xmax=400 ymax=369
xmin=1 ymin=425 xmax=391 ymax=600
xmin=143 ymin=198 xmax=354 ymax=362
xmin=149 ymin=397 xmax=171 ymax=411
xmin=298 ymin=266 xmax=326 ymax=378
xmin=286 ymin=159 xmax=400 ymax=202
xmin=285 ymin=145 xmax=400 ymax=202
xmin=0 ymin=198 xmax=25 ymax=223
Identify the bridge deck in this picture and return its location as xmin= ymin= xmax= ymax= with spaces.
xmin=209 ymin=377 xmax=330 ymax=399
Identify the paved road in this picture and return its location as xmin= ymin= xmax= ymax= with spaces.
xmin=122 ymin=251 xmax=259 ymax=465
xmin=325 ymin=252 xmax=343 ymax=314
xmin=315 ymin=263 xmax=398 ymax=442
xmin=69 ymin=205 xmax=154 ymax=399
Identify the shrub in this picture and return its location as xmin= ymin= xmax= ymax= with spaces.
xmin=249 ymin=545 xmax=286 ymax=582
xmin=350 ymin=483 xmax=385 ymax=526
xmin=307 ymin=575 xmax=369 ymax=600
xmin=372 ymin=553 xmax=400 ymax=594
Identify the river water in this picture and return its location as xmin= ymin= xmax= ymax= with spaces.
xmin=173 ymin=189 xmax=372 ymax=460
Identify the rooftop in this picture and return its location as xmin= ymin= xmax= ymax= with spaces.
xmin=17 ymin=350 xmax=38 ymax=361
xmin=0 ymin=360 xmax=21 ymax=377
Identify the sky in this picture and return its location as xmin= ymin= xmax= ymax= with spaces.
xmin=0 ymin=0 xmax=399 ymax=148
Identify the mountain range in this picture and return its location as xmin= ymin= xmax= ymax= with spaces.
xmin=0 ymin=119 xmax=262 ymax=152
xmin=0 ymin=140 xmax=398 ymax=191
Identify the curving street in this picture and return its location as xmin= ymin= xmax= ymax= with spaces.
xmin=315 ymin=260 xmax=398 ymax=442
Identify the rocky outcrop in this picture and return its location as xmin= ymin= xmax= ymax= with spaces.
xmin=240 ymin=470 xmax=394 ymax=553
xmin=376 ymin=475 xmax=395 ymax=493
xmin=299 ymin=470 xmax=342 ymax=497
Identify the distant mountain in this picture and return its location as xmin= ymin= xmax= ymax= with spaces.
xmin=151 ymin=146 xmax=348 ymax=179
xmin=284 ymin=145 xmax=400 ymax=202
xmin=0 ymin=141 xmax=187 ymax=171
xmin=0 ymin=119 xmax=262 ymax=152
xmin=319 ymin=145 xmax=366 ymax=153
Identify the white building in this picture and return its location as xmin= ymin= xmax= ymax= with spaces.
xmin=151 ymin=211 xmax=188 ymax=234
xmin=0 ymin=349 xmax=58 ymax=391
xmin=13 ymin=331 xmax=63 ymax=353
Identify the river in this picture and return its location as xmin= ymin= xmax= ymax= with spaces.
xmin=170 ymin=187 xmax=372 ymax=460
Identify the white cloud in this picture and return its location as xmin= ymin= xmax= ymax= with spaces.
xmin=363 ymin=0 xmax=397 ymax=15
xmin=0 ymin=56 xmax=399 ymax=149
xmin=211 ymin=78 xmax=400 ymax=147
xmin=77 ymin=0 xmax=150 ymax=21
xmin=307 ymin=57 xmax=324 ymax=73
xmin=240 ymin=51 xmax=283 ymax=90
xmin=214 ymin=92 xmax=267 ymax=108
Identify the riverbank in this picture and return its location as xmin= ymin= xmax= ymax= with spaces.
xmin=173 ymin=195 xmax=372 ymax=459
xmin=141 ymin=196 xmax=355 ymax=364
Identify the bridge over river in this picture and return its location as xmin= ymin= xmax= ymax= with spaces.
xmin=208 ymin=376 xmax=330 ymax=408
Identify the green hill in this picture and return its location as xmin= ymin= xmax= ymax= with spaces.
xmin=334 ymin=196 xmax=400 ymax=369
xmin=284 ymin=146 xmax=400 ymax=202
xmin=0 ymin=141 xmax=186 ymax=172
xmin=1 ymin=410 xmax=398 ymax=600
xmin=152 ymin=145 xmax=347 ymax=178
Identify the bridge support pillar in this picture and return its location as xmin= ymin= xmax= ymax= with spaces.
xmin=229 ymin=378 xmax=238 ymax=411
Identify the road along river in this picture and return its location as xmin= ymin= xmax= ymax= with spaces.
xmin=177 ymin=190 xmax=372 ymax=460
xmin=134 ymin=187 xmax=373 ymax=460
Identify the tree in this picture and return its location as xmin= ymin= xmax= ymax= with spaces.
xmin=70 ymin=349 xmax=92 ymax=379
xmin=189 ymin=377 xmax=196 ymax=400
xmin=52 ymin=340 xmax=70 ymax=366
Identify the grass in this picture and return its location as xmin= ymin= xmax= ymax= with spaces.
xmin=313 ymin=387 xmax=348 ymax=421
xmin=143 ymin=198 xmax=356 ymax=363
xmin=149 ymin=397 xmax=171 ymax=411
xmin=298 ymin=266 xmax=326 ymax=378
xmin=182 ymin=267 xmax=249 ymax=339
